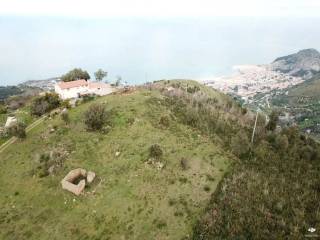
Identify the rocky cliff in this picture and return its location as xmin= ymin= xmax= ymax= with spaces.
xmin=270 ymin=48 xmax=320 ymax=79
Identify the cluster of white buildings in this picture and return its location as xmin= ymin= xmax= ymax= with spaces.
xmin=54 ymin=80 xmax=114 ymax=99
xmin=204 ymin=65 xmax=304 ymax=101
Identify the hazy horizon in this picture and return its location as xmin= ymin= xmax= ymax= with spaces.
xmin=1 ymin=16 xmax=320 ymax=86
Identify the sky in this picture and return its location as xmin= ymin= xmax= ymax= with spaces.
xmin=0 ymin=0 xmax=320 ymax=18
xmin=0 ymin=0 xmax=320 ymax=85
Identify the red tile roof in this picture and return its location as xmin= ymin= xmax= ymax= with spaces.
xmin=57 ymin=80 xmax=88 ymax=90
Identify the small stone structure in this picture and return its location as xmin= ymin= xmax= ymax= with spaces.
xmin=61 ymin=168 xmax=96 ymax=196
xmin=5 ymin=116 xmax=17 ymax=128
xmin=87 ymin=171 xmax=96 ymax=184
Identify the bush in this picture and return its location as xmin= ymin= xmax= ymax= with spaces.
xmin=266 ymin=110 xmax=279 ymax=131
xmin=7 ymin=121 xmax=26 ymax=138
xmin=203 ymin=185 xmax=211 ymax=192
xmin=159 ymin=115 xmax=170 ymax=127
xmin=6 ymin=95 xmax=30 ymax=110
xmin=241 ymin=107 xmax=247 ymax=115
xmin=149 ymin=144 xmax=163 ymax=159
xmin=84 ymin=103 xmax=106 ymax=131
xmin=61 ymin=100 xmax=71 ymax=109
xmin=31 ymin=93 xmax=61 ymax=116
xmin=82 ymin=94 xmax=95 ymax=103
xmin=230 ymin=130 xmax=250 ymax=157
xmin=187 ymin=85 xmax=200 ymax=93
xmin=274 ymin=134 xmax=289 ymax=152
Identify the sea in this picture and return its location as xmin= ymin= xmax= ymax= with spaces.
xmin=1 ymin=16 xmax=320 ymax=86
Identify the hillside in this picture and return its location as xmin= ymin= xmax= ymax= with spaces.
xmin=271 ymin=48 xmax=320 ymax=79
xmin=284 ymin=73 xmax=320 ymax=100
xmin=0 ymin=86 xmax=23 ymax=101
xmin=0 ymin=80 xmax=234 ymax=239
xmin=0 ymin=85 xmax=42 ymax=103
xmin=271 ymin=73 xmax=320 ymax=137
xmin=1 ymin=80 xmax=319 ymax=239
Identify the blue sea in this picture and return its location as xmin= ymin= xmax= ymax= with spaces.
xmin=1 ymin=16 xmax=320 ymax=86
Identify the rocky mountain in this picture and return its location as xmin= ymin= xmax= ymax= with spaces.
xmin=270 ymin=48 xmax=320 ymax=79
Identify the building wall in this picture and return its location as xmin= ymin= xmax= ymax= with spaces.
xmin=55 ymin=83 xmax=114 ymax=99
xmin=90 ymin=86 xmax=114 ymax=96
xmin=55 ymin=85 xmax=88 ymax=99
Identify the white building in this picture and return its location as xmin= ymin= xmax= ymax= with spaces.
xmin=54 ymin=80 xmax=114 ymax=99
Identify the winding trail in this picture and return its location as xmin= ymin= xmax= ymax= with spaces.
xmin=0 ymin=115 xmax=46 ymax=154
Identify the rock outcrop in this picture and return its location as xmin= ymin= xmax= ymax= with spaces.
xmin=5 ymin=116 xmax=17 ymax=128
xmin=270 ymin=48 xmax=320 ymax=79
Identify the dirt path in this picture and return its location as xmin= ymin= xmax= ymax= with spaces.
xmin=0 ymin=115 xmax=46 ymax=154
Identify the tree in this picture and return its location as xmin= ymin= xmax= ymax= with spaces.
xmin=115 ymin=76 xmax=122 ymax=86
xmin=84 ymin=103 xmax=106 ymax=131
xmin=94 ymin=69 xmax=107 ymax=82
xmin=61 ymin=68 xmax=90 ymax=82
xmin=266 ymin=110 xmax=279 ymax=131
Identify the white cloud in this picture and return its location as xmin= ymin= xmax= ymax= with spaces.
xmin=0 ymin=0 xmax=319 ymax=17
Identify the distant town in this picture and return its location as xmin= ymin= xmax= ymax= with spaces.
xmin=203 ymin=64 xmax=304 ymax=103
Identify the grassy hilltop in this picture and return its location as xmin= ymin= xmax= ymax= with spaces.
xmin=1 ymin=80 xmax=319 ymax=239
xmin=0 ymin=80 xmax=233 ymax=239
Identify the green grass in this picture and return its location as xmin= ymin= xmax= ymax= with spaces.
xmin=0 ymin=88 xmax=231 ymax=239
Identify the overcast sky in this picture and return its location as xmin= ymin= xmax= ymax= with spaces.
xmin=1 ymin=1 xmax=320 ymax=85
xmin=1 ymin=0 xmax=320 ymax=18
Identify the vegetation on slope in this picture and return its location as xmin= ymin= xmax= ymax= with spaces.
xmin=0 ymin=82 xmax=231 ymax=239
xmin=272 ymin=73 xmax=320 ymax=138
xmin=193 ymin=125 xmax=320 ymax=239
xmin=1 ymin=80 xmax=319 ymax=239
xmin=0 ymin=86 xmax=23 ymax=101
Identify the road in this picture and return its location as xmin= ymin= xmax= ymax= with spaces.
xmin=0 ymin=115 xmax=46 ymax=154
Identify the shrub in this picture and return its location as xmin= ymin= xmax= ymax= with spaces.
xmin=31 ymin=93 xmax=61 ymax=116
xmin=84 ymin=103 xmax=106 ymax=131
xmin=82 ymin=94 xmax=95 ymax=103
xmin=230 ymin=130 xmax=250 ymax=157
xmin=241 ymin=107 xmax=247 ymax=115
xmin=159 ymin=115 xmax=170 ymax=127
xmin=274 ymin=134 xmax=289 ymax=152
xmin=187 ymin=85 xmax=200 ymax=93
xmin=61 ymin=100 xmax=71 ymax=109
xmin=203 ymin=185 xmax=211 ymax=192
xmin=7 ymin=121 xmax=26 ymax=138
xmin=184 ymin=107 xmax=199 ymax=127
xmin=266 ymin=110 xmax=279 ymax=131
xmin=149 ymin=144 xmax=163 ymax=159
